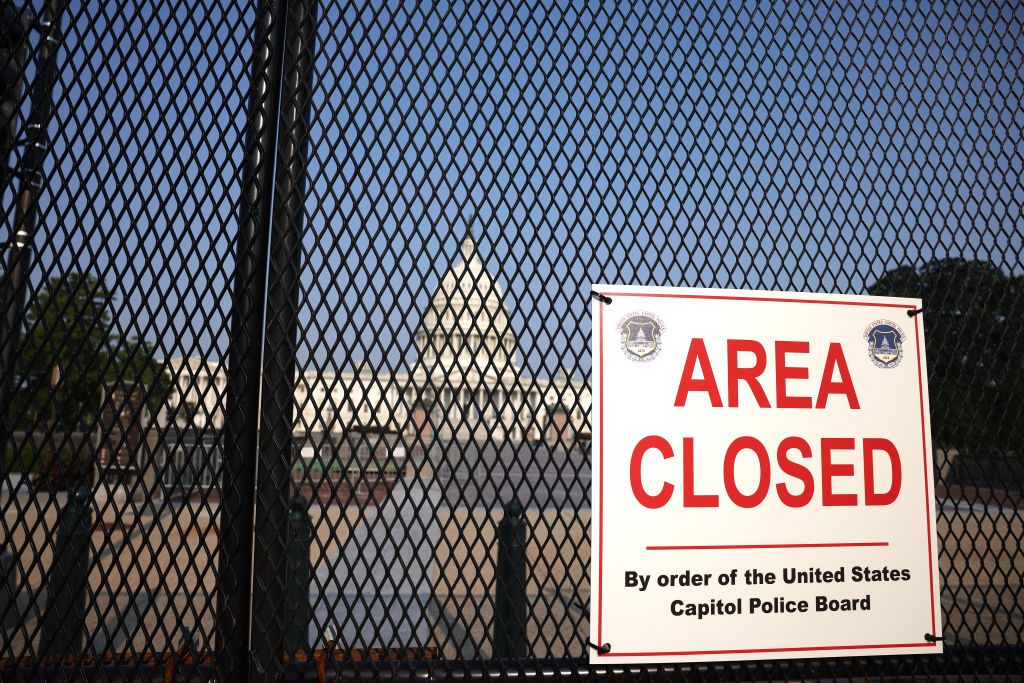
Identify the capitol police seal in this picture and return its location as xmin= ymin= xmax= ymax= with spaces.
xmin=617 ymin=311 xmax=665 ymax=362
xmin=864 ymin=319 xmax=905 ymax=369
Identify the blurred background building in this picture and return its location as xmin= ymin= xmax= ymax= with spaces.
xmin=156 ymin=234 xmax=591 ymax=502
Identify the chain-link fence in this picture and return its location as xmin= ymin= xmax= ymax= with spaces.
xmin=0 ymin=0 xmax=1022 ymax=680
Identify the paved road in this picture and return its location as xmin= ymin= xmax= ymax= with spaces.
xmin=941 ymin=498 xmax=1022 ymax=517
xmin=310 ymin=475 xmax=442 ymax=649
xmin=425 ymin=441 xmax=590 ymax=511
xmin=2 ymin=483 xmax=1019 ymax=657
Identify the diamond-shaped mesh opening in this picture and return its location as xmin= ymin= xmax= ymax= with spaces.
xmin=1 ymin=0 xmax=1023 ymax=681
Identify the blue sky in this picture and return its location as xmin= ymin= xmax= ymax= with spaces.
xmin=7 ymin=0 xmax=1023 ymax=379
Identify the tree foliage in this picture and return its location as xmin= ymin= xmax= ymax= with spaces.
xmin=15 ymin=272 xmax=169 ymax=432
xmin=868 ymin=258 xmax=1024 ymax=452
xmin=107 ymin=337 xmax=173 ymax=414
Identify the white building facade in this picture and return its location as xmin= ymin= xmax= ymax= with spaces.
xmin=163 ymin=234 xmax=590 ymax=451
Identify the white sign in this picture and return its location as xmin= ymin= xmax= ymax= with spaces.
xmin=590 ymin=285 xmax=942 ymax=664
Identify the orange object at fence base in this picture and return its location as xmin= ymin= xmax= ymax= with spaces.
xmin=0 ymin=647 xmax=436 ymax=671
xmin=286 ymin=646 xmax=438 ymax=663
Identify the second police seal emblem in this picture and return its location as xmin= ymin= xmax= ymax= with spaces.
xmin=618 ymin=311 xmax=665 ymax=362
xmin=864 ymin=319 xmax=905 ymax=369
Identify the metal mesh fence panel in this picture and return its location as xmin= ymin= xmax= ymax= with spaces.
xmin=0 ymin=0 xmax=1023 ymax=681
xmin=0 ymin=0 xmax=258 ymax=679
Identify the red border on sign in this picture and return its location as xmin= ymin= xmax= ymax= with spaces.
xmin=594 ymin=291 xmax=937 ymax=658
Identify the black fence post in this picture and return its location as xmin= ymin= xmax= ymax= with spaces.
xmin=219 ymin=0 xmax=317 ymax=675
xmin=38 ymin=486 xmax=90 ymax=657
xmin=285 ymin=494 xmax=312 ymax=653
xmin=249 ymin=0 xmax=317 ymax=678
xmin=0 ymin=547 xmax=15 ymax=628
xmin=0 ymin=0 xmax=66 ymax=492
xmin=216 ymin=0 xmax=287 ymax=677
xmin=494 ymin=499 xmax=527 ymax=659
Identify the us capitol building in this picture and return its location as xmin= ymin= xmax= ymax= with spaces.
xmin=161 ymin=234 xmax=590 ymax=485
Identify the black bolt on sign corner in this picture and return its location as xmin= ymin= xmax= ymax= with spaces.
xmin=0 ymin=1 xmax=1022 ymax=682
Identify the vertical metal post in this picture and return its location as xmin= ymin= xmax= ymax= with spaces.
xmin=218 ymin=0 xmax=318 ymax=677
xmin=0 ymin=3 xmax=31 ymax=198
xmin=250 ymin=0 xmax=317 ymax=677
xmin=494 ymin=500 xmax=527 ymax=658
xmin=0 ymin=0 xmax=66 ymax=485
xmin=38 ymin=486 xmax=90 ymax=656
xmin=0 ymin=547 xmax=14 ymax=636
xmin=285 ymin=494 xmax=312 ymax=653
xmin=216 ymin=0 xmax=288 ymax=679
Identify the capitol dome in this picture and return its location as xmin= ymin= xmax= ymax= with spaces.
xmin=413 ymin=233 xmax=518 ymax=379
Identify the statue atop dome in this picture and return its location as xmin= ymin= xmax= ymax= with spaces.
xmin=460 ymin=231 xmax=476 ymax=262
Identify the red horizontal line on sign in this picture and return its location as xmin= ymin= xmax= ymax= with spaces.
xmin=647 ymin=542 xmax=889 ymax=550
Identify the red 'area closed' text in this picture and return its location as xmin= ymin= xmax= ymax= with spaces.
xmin=629 ymin=337 xmax=901 ymax=509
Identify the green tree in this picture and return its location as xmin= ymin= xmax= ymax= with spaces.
xmin=14 ymin=272 xmax=170 ymax=433
xmin=868 ymin=258 xmax=1024 ymax=453
xmin=172 ymin=398 xmax=199 ymax=426
xmin=106 ymin=338 xmax=173 ymax=415
xmin=17 ymin=272 xmax=113 ymax=431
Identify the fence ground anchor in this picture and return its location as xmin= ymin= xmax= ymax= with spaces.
xmin=494 ymin=499 xmax=527 ymax=658
xmin=286 ymin=493 xmax=314 ymax=653
xmin=39 ymin=486 xmax=91 ymax=656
